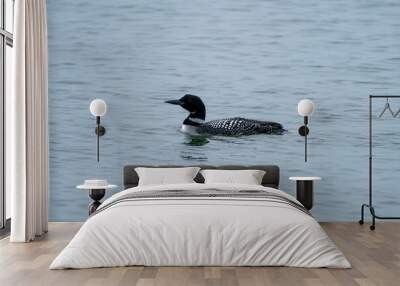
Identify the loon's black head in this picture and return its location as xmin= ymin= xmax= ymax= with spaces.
xmin=165 ymin=94 xmax=206 ymax=122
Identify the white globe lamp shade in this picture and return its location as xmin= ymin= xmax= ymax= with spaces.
xmin=298 ymin=99 xmax=315 ymax=116
xmin=90 ymin=99 xmax=107 ymax=117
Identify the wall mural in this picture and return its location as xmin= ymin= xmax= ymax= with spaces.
xmin=47 ymin=0 xmax=400 ymax=221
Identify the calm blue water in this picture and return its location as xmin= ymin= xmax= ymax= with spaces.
xmin=47 ymin=0 xmax=400 ymax=221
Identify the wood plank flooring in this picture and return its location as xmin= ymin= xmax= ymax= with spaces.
xmin=0 ymin=222 xmax=399 ymax=286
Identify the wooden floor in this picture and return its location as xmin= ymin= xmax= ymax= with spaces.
xmin=0 ymin=222 xmax=399 ymax=286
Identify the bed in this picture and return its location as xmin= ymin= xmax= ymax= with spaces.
xmin=50 ymin=165 xmax=350 ymax=269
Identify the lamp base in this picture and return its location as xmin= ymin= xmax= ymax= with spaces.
xmin=298 ymin=125 xmax=309 ymax=136
xmin=95 ymin=125 xmax=106 ymax=136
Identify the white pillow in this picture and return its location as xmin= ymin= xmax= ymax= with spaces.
xmin=135 ymin=167 xmax=200 ymax=186
xmin=200 ymin=169 xmax=266 ymax=185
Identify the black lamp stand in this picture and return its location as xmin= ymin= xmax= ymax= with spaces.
xmin=298 ymin=116 xmax=310 ymax=162
xmin=95 ymin=116 xmax=106 ymax=162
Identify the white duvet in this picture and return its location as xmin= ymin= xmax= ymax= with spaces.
xmin=50 ymin=183 xmax=350 ymax=269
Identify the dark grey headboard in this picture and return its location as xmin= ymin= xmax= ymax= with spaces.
xmin=123 ymin=165 xmax=280 ymax=189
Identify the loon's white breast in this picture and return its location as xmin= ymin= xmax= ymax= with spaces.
xmin=181 ymin=124 xmax=199 ymax=134
xmin=180 ymin=117 xmax=204 ymax=134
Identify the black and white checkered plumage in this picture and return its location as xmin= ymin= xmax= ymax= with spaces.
xmin=198 ymin=117 xmax=284 ymax=136
xmin=165 ymin=94 xmax=285 ymax=136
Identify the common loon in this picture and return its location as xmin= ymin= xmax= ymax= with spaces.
xmin=165 ymin=94 xmax=285 ymax=136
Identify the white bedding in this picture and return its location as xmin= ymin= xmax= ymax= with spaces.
xmin=50 ymin=183 xmax=350 ymax=269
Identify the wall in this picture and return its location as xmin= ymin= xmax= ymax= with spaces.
xmin=47 ymin=0 xmax=400 ymax=221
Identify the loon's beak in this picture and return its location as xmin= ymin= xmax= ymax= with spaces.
xmin=165 ymin=99 xmax=182 ymax=106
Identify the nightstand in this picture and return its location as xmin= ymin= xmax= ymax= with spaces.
xmin=289 ymin=177 xmax=321 ymax=210
xmin=77 ymin=180 xmax=117 ymax=215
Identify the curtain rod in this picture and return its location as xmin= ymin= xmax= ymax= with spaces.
xmin=369 ymin=95 xmax=400 ymax=98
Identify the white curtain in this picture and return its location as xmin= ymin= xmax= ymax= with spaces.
xmin=8 ymin=0 xmax=49 ymax=242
